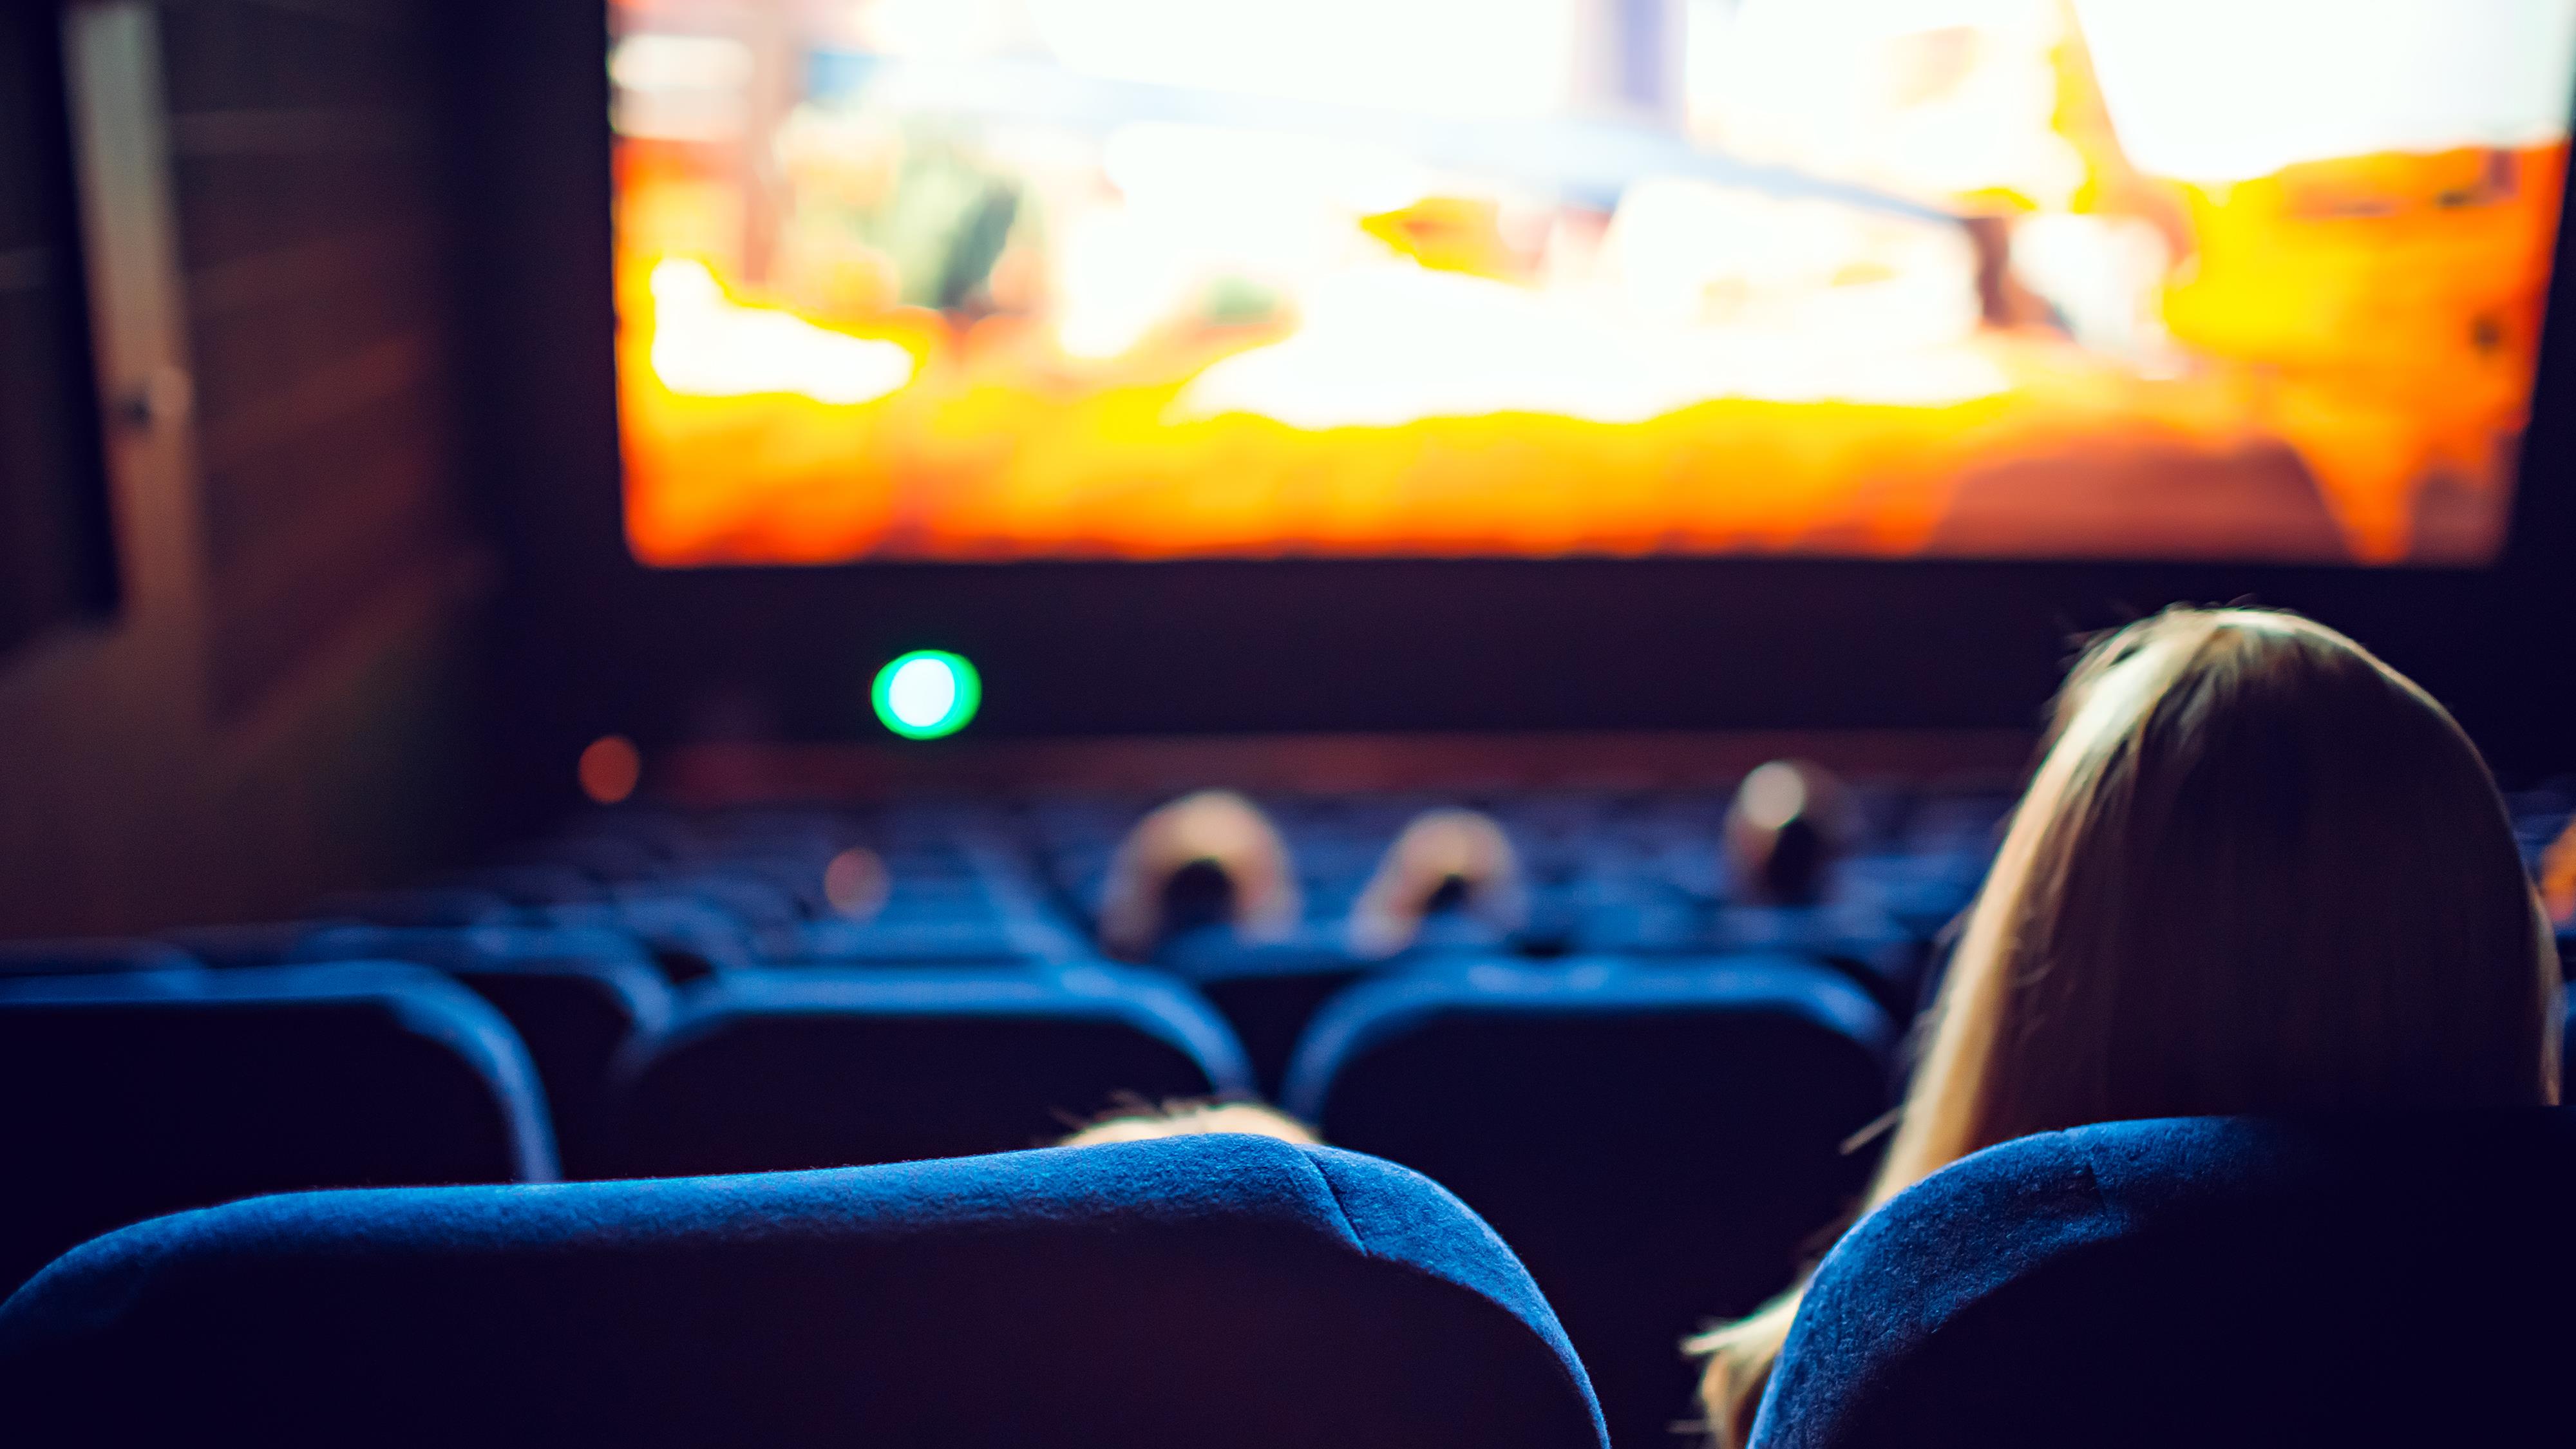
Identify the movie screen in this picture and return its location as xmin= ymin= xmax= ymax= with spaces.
xmin=609 ymin=0 xmax=2576 ymax=565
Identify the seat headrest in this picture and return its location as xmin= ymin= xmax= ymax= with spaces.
xmin=0 ymin=963 xmax=560 ymax=1293
xmin=1282 ymin=954 xmax=1894 ymax=1118
xmin=611 ymin=965 xmax=1256 ymax=1175
xmin=1754 ymin=1110 xmax=2576 ymax=1449
xmin=0 ymin=1134 xmax=1607 ymax=1449
xmin=0 ymin=961 xmax=556 ymax=1184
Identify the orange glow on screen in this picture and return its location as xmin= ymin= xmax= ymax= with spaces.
xmin=608 ymin=0 xmax=2575 ymax=568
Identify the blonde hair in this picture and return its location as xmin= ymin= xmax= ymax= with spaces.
xmin=1061 ymin=1098 xmax=1320 ymax=1147
xmin=1347 ymin=808 xmax=1529 ymax=958
xmin=1095 ymin=791 xmax=1302 ymax=961
xmin=1692 ymin=607 xmax=2561 ymax=1446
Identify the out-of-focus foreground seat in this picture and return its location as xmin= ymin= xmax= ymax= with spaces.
xmin=1283 ymin=956 xmax=1893 ymax=1449
xmin=0 ymin=1134 xmax=1608 ymax=1449
xmin=610 ymin=963 xmax=1255 ymax=1176
xmin=0 ymin=962 xmax=556 ymax=1293
xmin=1752 ymin=1112 xmax=2576 ymax=1449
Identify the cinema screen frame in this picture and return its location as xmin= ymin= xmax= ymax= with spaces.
xmin=440 ymin=0 xmax=2576 ymax=779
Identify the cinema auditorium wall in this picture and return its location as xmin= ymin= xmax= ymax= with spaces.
xmin=0 ymin=0 xmax=489 ymax=936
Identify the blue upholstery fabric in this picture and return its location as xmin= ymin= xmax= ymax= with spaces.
xmin=0 ymin=963 xmax=557 ymax=1293
xmin=0 ymin=1135 xmax=1607 ymax=1449
xmin=0 ymin=938 xmax=198 ymax=974
xmin=1752 ymin=1112 xmax=2576 ymax=1448
xmin=294 ymin=926 xmax=676 ymax=1176
xmin=611 ymin=964 xmax=1256 ymax=1175
xmin=1283 ymin=956 xmax=1894 ymax=1449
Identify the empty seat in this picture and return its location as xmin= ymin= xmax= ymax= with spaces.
xmin=1282 ymin=957 xmax=1893 ymax=1449
xmin=0 ymin=962 xmax=555 ymax=1293
xmin=1752 ymin=1112 xmax=2576 ymax=1448
xmin=294 ymin=925 xmax=676 ymax=1176
xmin=611 ymin=964 xmax=1256 ymax=1176
xmin=0 ymin=1134 xmax=1604 ymax=1448
xmin=1159 ymin=930 xmax=1383 ymax=1098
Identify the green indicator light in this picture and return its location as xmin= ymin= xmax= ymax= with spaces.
xmin=871 ymin=650 xmax=981 ymax=740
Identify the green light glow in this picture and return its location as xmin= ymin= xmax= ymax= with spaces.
xmin=871 ymin=650 xmax=981 ymax=739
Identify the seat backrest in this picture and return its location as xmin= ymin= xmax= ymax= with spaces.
xmin=611 ymin=964 xmax=1255 ymax=1176
xmin=1282 ymin=956 xmax=1893 ymax=1449
xmin=0 ymin=962 xmax=556 ymax=1292
xmin=295 ymin=926 xmax=675 ymax=1177
xmin=0 ymin=1135 xmax=1608 ymax=1449
xmin=1752 ymin=1112 xmax=2576 ymax=1449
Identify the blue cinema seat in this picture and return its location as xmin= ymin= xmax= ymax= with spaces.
xmin=609 ymin=964 xmax=1256 ymax=1176
xmin=1750 ymin=1112 xmax=2576 ymax=1448
xmin=1155 ymin=929 xmax=1389 ymax=1097
xmin=1283 ymin=957 xmax=1894 ymax=1449
xmin=0 ymin=962 xmax=555 ymax=1293
xmin=0 ymin=1135 xmax=1605 ymax=1448
xmin=294 ymin=925 xmax=676 ymax=1176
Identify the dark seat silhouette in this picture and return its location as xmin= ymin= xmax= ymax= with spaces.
xmin=294 ymin=925 xmax=674 ymax=1176
xmin=1283 ymin=956 xmax=1893 ymax=1449
xmin=611 ymin=963 xmax=1255 ymax=1175
xmin=0 ymin=961 xmax=554 ymax=1293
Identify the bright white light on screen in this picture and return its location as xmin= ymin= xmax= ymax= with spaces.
xmin=1023 ymin=0 xmax=1583 ymax=118
xmin=2072 ymin=0 xmax=2576 ymax=182
xmin=1172 ymin=252 xmax=2005 ymax=430
xmin=647 ymin=259 xmax=916 ymax=405
xmin=885 ymin=657 xmax=960 ymax=730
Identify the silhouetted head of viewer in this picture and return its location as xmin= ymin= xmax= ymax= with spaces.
xmin=1096 ymin=790 xmax=1301 ymax=962
xmin=1347 ymin=808 xmax=1528 ymax=958
xmin=1694 ymin=605 xmax=2563 ymax=1449
xmin=1061 ymin=1098 xmax=1319 ymax=1148
xmin=1723 ymin=761 xmax=1852 ymax=907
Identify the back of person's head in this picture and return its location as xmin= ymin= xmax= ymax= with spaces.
xmin=1347 ymin=808 xmax=1528 ymax=958
xmin=1097 ymin=791 xmax=1302 ymax=961
xmin=1061 ymin=1097 xmax=1320 ymax=1147
xmin=1723 ymin=761 xmax=1850 ymax=907
xmin=1696 ymin=606 xmax=2559 ymax=1446
xmin=1927 ymin=605 xmax=2554 ymax=1139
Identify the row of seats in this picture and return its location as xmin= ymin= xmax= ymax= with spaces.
xmin=10 ymin=776 xmax=2576 ymax=1444
xmin=0 ymin=938 xmax=1892 ymax=1447
xmin=6 ymin=1114 xmax=2570 ymax=1446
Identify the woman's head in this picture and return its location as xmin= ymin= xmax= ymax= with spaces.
xmin=1901 ymin=607 xmax=2556 ymax=1172
xmin=1095 ymin=790 xmax=1301 ymax=961
xmin=1347 ymin=808 xmax=1528 ymax=958
xmin=1698 ymin=607 xmax=2558 ymax=1446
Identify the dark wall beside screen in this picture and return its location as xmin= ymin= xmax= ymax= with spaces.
xmin=0 ymin=0 xmax=491 ymax=936
xmin=156 ymin=0 xmax=466 ymax=719
xmin=0 ymin=0 xmax=116 ymax=663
